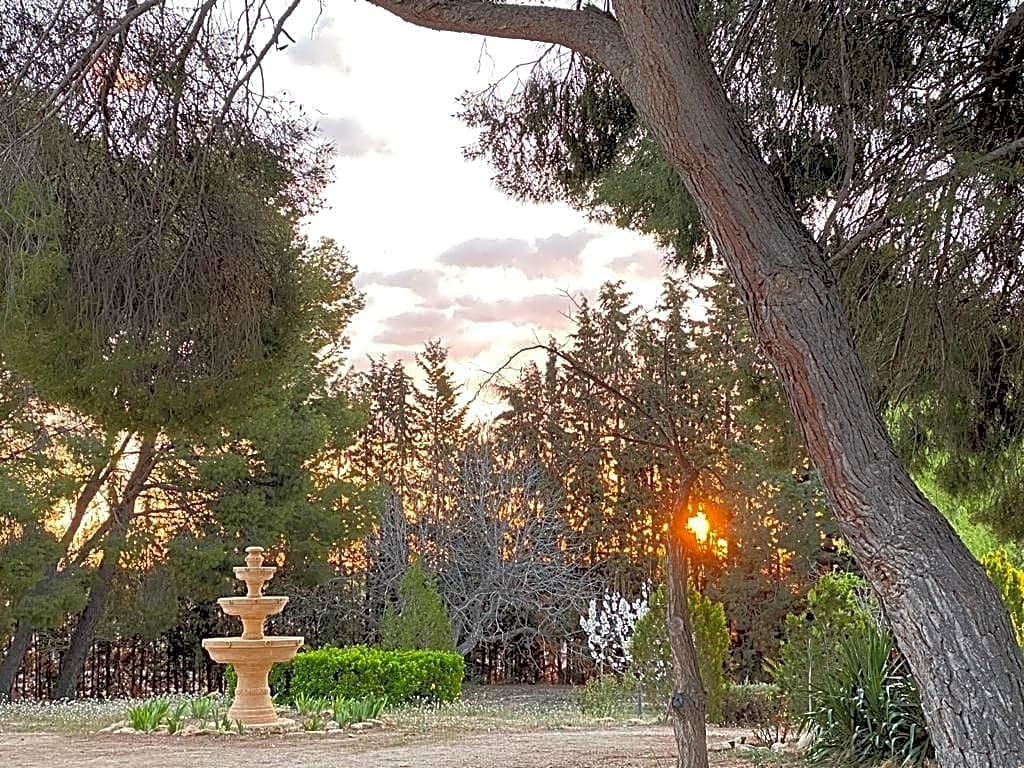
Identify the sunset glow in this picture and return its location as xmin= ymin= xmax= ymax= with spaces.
xmin=687 ymin=511 xmax=711 ymax=543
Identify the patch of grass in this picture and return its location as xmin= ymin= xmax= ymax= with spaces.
xmin=389 ymin=685 xmax=654 ymax=736
xmin=0 ymin=698 xmax=132 ymax=733
xmin=188 ymin=694 xmax=218 ymax=723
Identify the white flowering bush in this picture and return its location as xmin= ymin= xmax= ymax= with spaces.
xmin=579 ymin=585 xmax=650 ymax=673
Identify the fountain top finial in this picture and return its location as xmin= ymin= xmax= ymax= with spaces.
xmin=234 ymin=545 xmax=276 ymax=598
xmin=245 ymin=546 xmax=265 ymax=568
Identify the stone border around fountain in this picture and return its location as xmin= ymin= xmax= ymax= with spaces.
xmin=97 ymin=713 xmax=395 ymax=737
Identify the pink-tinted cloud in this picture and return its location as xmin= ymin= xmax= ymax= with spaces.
xmin=453 ymin=293 xmax=573 ymax=327
xmin=358 ymin=269 xmax=445 ymax=306
xmin=372 ymin=310 xmax=460 ymax=346
xmin=608 ymin=250 xmax=666 ymax=280
xmin=439 ymin=229 xmax=597 ymax=278
xmin=447 ymin=336 xmax=495 ymax=361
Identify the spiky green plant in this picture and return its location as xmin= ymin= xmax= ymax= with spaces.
xmin=165 ymin=701 xmax=188 ymax=734
xmin=803 ymin=625 xmax=932 ymax=766
xmin=126 ymin=698 xmax=170 ymax=732
xmin=331 ymin=695 xmax=387 ymax=726
xmin=293 ymin=691 xmax=328 ymax=717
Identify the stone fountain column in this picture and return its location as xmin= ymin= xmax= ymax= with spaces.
xmin=202 ymin=546 xmax=304 ymax=726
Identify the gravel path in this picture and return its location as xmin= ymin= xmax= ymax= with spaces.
xmin=0 ymin=725 xmax=756 ymax=768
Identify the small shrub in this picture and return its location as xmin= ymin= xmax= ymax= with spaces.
xmin=772 ymin=571 xmax=875 ymax=721
xmin=803 ymin=624 xmax=932 ymax=767
xmin=380 ymin=557 xmax=455 ymax=651
xmin=720 ymin=683 xmax=785 ymax=727
xmin=126 ymin=698 xmax=170 ymax=732
xmin=302 ymin=711 xmax=325 ymax=731
xmin=629 ymin=583 xmax=730 ymax=721
xmin=332 ymin=695 xmax=387 ymax=726
xmin=287 ymin=645 xmax=464 ymax=705
xmin=574 ymin=674 xmax=639 ymax=718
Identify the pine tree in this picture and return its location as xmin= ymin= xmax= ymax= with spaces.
xmin=380 ymin=557 xmax=454 ymax=651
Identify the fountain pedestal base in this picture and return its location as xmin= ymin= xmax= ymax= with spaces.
xmin=202 ymin=635 xmax=304 ymax=727
xmin=228 ymin=663 xmax=277 ymax=725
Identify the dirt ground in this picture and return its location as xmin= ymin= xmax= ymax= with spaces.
xmin=0 ymin=725 xmax=760 ymax=768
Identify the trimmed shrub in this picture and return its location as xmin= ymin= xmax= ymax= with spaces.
xmin=574 ymin=672 xmax=640 ymax=717
xmin=380 ymin=557 xmax=455 ymax=651
xmin=629 ymin=583 xmax=730 ymax=722
xmin=286 ymin=645 xmax=464 ymax=704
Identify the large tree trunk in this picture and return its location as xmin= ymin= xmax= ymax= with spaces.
xmin=364 ymin=1 xmax=1024 ymax=764
xmin=0 ymin=622 xmax=33 ymax=700
xmin=52 ymin=536 xmax=121 ymax=699
xmin=666 ymin=498 xmax=707 ymax=768
xmin=53 ymin=434 xmax=156 ymax=700
xmin=0 ymin=441 xmax=126 ymax=699
xmin=609 ymin=2 xmax=1024 ymax=765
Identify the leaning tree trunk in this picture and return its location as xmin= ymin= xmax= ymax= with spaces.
xmin=665 ymin=496 xmax=708 ymax=768
xmin=609 ymin=2 xmax=1024 ymax=765
xmin=0 ymin=621 xmax=33 ymax=700
xmin=53 ymin=433 xmax=156 ymax=700
xmin=52 ymin=535 xmax=122 ymax=699
xmin=0 ymin=445 xmax=125 ymax=699
xmin=363 ymin=0 xmax=1024 ymax=763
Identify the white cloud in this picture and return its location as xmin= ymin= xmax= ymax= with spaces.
xmin=287 ymin=17 xmax=348 ymax=72
xmin=318 ymin=117 xmax=389 ymax=157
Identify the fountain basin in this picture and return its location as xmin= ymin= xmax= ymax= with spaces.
xmin=202 ymin=637 xmax=304 ymax=725
xmin=202 ymin=636 xmax=303 ymax=664
xmin=232 ymin=565 xmax=277 ymax=596
xmin=217 ymin=596 xmax=288 ymax=640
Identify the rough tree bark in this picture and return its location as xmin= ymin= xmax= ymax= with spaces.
xmin=366 ymin=1 xmax=1024 ymax=765
xmin=0 ymin=622 xmax=33 ymax=700
xmin=0 ymin=437 xmax=128 ymax=699
xmin=53 ymin=433 xmax=157 ymax=699
xmin=666 ymin=485 xmax=707 ymax=768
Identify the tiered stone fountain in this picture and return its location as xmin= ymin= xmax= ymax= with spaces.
xmin=202 ymin=546 xmax=303 ymax=726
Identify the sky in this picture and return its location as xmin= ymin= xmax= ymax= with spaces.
xmin=262 ymin=3 xmax=670 ymax=409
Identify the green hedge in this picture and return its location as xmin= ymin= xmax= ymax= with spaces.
xmin=227 ymin=646 xmax=464 ymax=704
xmin=289 ymin=646 xmax=463 ymax=704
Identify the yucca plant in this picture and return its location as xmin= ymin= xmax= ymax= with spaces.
xmin=803 ymin=625 xmax=933 ymax=766
xmin=126 ymin=698 xmax=171 ymax=732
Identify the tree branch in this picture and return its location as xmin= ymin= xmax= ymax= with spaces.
xmin=364 ymin=0 xmax=633 ymax=79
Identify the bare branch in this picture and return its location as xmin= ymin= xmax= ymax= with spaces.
xmin=365 ymin=0 xmax=634 ymax=79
